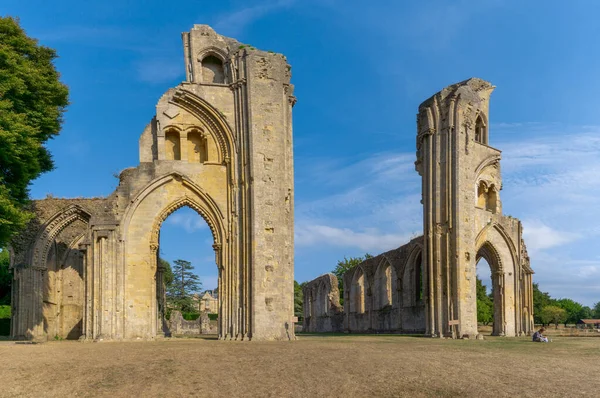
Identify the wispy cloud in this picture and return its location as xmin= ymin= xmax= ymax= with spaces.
xmin=213 ymin=0 xmax=296 ymax=36
xmin=296 ymin=224 xmax=413 ymax=252
xmin=521 ymin=220 xmax=580 ymax=254
xmin=165 ymin=212 xmax=208 ymax=233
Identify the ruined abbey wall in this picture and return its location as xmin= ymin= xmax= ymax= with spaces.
xmin=9 ymin=25 xmax=296 ymax=342
xmin=302 ymin=274 xmax=343 ymax=333
xmin=303 ymin=78 xmax=534 ymax=338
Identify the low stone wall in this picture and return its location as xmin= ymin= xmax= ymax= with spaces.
xmin=168 ymin=311 xmax=218 ymax=336
xmin=302 ymin=274 xmax=344 ymax=333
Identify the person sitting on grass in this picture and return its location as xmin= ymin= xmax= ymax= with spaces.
xmin=532 ymin=327 xmax=549 ymax=343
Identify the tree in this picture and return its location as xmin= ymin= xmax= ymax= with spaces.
xmin=540 ymin=305 xmax=567 ymax=329
xmin=166 ymin=259 xmax=201 ymax=313
xmin=476 ymin=277 xmax=493 ymax=325
xmin=294 ymin=280 xmax=304 ymax=318
xmin=594 ymin=302 xmax=600 ymax=319
xmin=159 ymin=257 xmax=174 ymax=288
xmin=332 ymin=253 xmax=372 ymax=305
xmin=556 ymin=298 xmax=586 ymax=326
xmin=0 ymin=17 xmax=69 ymax=246
xmin=0 ymin=248 xmax=10 ymax=305
xmin=533 ymin=283 xmax=556 ymax=324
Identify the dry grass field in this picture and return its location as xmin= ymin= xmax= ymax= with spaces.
xmin=0 ymin=334 xmax=599 ymax=397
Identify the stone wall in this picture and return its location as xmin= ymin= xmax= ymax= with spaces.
xmin=343 ymin=237 xmax=426 ymax=333
xmin=302 ymin=274 xmax=343 ymax=333
xmin=168 ymin=311 xmax=218 ymax=336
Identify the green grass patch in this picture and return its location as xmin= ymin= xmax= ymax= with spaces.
xmin=0 ymin=305 xmax=10 ymax=319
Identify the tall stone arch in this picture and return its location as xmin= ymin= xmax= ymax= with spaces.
xmin=417 ymin=78 xmax=533 ymax=338
xmin=11 ymin=205 xmax=91 ymax=340
xmin=10 ymin=24 xmax=296 ymax=341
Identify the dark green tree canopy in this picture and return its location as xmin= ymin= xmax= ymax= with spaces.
xmin=476 ymin=277 xmax=493 ymax=325
xmin=166 ymin=259 xmax=201 ymax=313
xmin=0 ymin=16 xmax=69 ymax=245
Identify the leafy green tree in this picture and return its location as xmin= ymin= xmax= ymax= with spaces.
xmin=166 ymin=259 xmax=201 ymax=313
xmin=580 ymin=306 xmax=593 ymax=320
xmin=0 ymin=17 xmax=69 ymax=246
xmin=294 ymin=280 xmax=304 ymax=318
xmin=332 ymin=253 xmax=372 ymax=305
xmin=540 ymin=305 xmax=567 ymax=329
xmin=476 ymin=277 xmax=493 ymax=325
xmin=594 ymin=302 xmax=600 ymax=319
xmin=556 ymin=298 xmax=586 ymax=326
xmin=0 ymin=248 xmax=11 ymax=305
xmin=533 ymin=283 xmax=556 ymax=324
xmin=159 ymin=257 xmax=174 ymax=288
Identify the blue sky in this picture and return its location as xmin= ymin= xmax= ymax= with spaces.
xmin=5 ymin=0 xmax=600 ymax=306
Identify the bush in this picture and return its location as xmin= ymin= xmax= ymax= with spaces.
xmin=208 ymin=313 xmax=218 ymax=321
xmin=0 ymin=305 xmax=10 ymax=319
xmin=182 ymin=312 xmax=200 ymax=321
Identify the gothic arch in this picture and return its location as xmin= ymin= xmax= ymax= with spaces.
xmin=403 ymin=246 xmax=424 ymax=307
xmin=374 ymin=258 xmax=396 ymax=309
xmin=349 ymin=266 xmax=367 ymax=314
xmin=474 ymin=224 xmax=518 ymax=336
xmin=28 ymin=205 xmax=91 ymax=270
xmin=122 ymin=171 xmax=225 ymax=241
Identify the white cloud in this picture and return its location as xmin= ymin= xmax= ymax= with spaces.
xmin=165 ymin=212 xmax=208 ymax=233
xmin=295 ymin=224 xmax=413 ymax=253
xmin=213 ymin=0 xmax=296 ymax=36
xmin=521 ymin=220 xmax=579 ymax=253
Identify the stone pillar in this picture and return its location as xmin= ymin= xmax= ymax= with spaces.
xmin=155 ymin=244 xmax=166 ymax=336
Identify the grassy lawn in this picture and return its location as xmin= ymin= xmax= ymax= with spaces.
xmin=0 ymin=334 xmax=598 ymax=397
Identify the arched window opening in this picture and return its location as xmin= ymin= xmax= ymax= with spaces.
xmin=187 ymin=130 xmax=207 ymax=163
xmin=415 ymin=252 xmax=423 ymax=303
xmin=487 ymin=186 xmax=497 ymax=213
xmin=477 ymin=181 xmax=487 ymax=208
xmin=350 ymin=269 xmax=366 ymax=314
xmin=165 ymin=130 xmax=181 ymax=161
xmin=476 ymin=181 xmax=498 ymax=214
xmin=475 ymin=115 xmax=487 ymax=144
xmin=320 ymin=283 xmax=328 ymax=316
xmin=201 ymin=55 xmax=225 ymax=84
xmin=158 ymin=206 xmax=218 ymax=335
xmin=375 ymin=261 xmax=396 ymax=309
xmin=42 ymin=220 xmax=86 ymax=340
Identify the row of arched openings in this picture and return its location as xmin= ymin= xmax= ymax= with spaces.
xmin=349 ymin=253 xmax=424 ymax=314
xmin=477 ymin=181 xmax=498 ymax=213
xmin=165 ymin=128 xmax=208 ymax=162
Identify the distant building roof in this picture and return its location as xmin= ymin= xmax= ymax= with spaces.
xmin=577 ymin=319 xmax=600 ymax=324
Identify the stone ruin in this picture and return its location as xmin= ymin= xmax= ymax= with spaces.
xmin=168 ymin=311 xmax=218 ymax=336
xmin=7 ymin=25 xmax=296 ymax=341
xmin=303 ymin=79 xmax=535 ymax=338
xmin=302 ymin=274 xmax=343 ymax=333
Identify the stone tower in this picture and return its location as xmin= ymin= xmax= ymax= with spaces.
xmin=10 ymin=25 xmax=296 ymax=341
xmin=416 ymin=78 xmax=533 ymax=337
